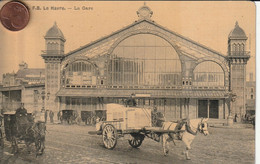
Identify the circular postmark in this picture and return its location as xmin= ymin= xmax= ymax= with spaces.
xmin=0 ymin=1 xmax=30 ymax=31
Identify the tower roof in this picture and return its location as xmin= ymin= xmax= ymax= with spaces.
xmin=45 ymin=22 xmax=66 ymax=41
xmin=229 ymin=21 xmax=247 ymax=39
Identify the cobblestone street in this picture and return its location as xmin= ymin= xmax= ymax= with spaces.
xmin=0 ymin=123 xmax=255 ymax=164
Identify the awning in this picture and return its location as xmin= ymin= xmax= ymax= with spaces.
xmin=0 ymin=86 xmax=23 ymax=91
xmin=56 ymin=88 xmax=229 ymax=99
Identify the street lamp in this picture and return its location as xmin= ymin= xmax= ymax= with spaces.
xmin=225 ymin=91 xmax=237 ymax=126
xmin=39 ymin=88 xmax=50 ymax=111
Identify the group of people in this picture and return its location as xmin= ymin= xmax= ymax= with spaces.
xmin=45 ymin=110 xmax=54 ymax=123
xmin=234 ymin=113 xmax=255 ymax=123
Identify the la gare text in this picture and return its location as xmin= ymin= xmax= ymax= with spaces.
xmin=32 ymin=6 xmax=94 ymax=11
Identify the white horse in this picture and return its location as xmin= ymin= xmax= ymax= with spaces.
xmin=161 ymin=118 xmax=209 ymax=160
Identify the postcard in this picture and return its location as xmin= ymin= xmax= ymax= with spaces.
xmin=0 ymin=1 xmax=256 ymax=163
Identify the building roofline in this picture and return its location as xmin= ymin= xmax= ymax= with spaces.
xmin=65 ymin=19 xmax=226 ymax=58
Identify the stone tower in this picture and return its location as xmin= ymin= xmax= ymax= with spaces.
xmin=42 ymin=22 xmax=66 ymax=112
xmin=227 ymin=22 xmax=250 ymax=118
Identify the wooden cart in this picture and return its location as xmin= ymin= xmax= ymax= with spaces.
xmin=89 ymin=103 xmax=183 ymax=149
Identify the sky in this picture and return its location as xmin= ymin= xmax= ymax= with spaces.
xmin=0 ymin=1 xmax=256 ymax=81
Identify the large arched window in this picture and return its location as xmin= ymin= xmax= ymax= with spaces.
xmin=108 ymin=34 xmax=182 ymax=86
xmin=193 ymin=61 xmax=224 ymax=87
xmin=63 ymin=61 xmax=97 ymax=86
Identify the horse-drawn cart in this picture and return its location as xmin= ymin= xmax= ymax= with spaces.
xmin=2 ymin=111 xmax=46 ymax=156
xmin=88 ymin=103 xmax=209 ymax=159
xmin=88 ymin=104 xmax=182 ymax=149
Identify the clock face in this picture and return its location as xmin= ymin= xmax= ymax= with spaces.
xmin=139 ymin=8 xmax=150 ymax=18
xmin=137 ymin=6 xmax=152 ymax=19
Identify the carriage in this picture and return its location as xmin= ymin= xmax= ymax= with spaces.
xmin=88 ymin=103 xmax=182 ymax=149
xmin=88 ymin=103 xmax=209 ymax=160
xmin=1 ymin=111 xmax=46 ymax=156
xmin=61 ymin=109 xmax=79 ymax=124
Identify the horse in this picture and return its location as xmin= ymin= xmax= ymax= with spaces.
xmin=161 ymin=118 xmax=209 ymax=160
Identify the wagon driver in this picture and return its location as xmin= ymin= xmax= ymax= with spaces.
xmin=126 ymin=93 xmax=137 ymax=107
xmin=15 ymin=103 xmax=30 ymax=136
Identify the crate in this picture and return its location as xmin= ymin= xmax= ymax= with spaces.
xmin=106 ymin=103 xmax=151 ymax=130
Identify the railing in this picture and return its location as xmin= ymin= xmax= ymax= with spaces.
xmin=41 ymin=50 xmax=64 ymax=55
xmin=228 ymin=51 xmax=250 ymax=56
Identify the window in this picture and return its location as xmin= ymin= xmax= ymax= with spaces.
xmin=63 ymin=61 xmax=96 ymax=86
xmin=251 ymin=88 xmax=253 ymax=93
xmin=240 ymin=44 xmax=244 ymax=52
xmin=193 ymin=61 xmax=224 ymax=87
xmin=108 ymin=34 xmax=182 ymax=86
xmin=251 ymin=95 xmax=254 ymax=99
xmin=233 ymin=44 xmax=236 ymax=52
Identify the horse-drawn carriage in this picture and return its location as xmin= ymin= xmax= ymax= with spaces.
xmin=61 ymin=109 xmax=79 ymax=124
xmin=1 ymin=111 xmax=46 ymax=156
xmin=89 ymin=103 xmax=209 ymax=160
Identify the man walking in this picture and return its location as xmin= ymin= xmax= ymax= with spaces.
xmin=45 ymin=110 xmax=48 ymax=123
xmin=49 ymin=110 xmax=54 ymax=123
xmin=57 ymin=111 xmax=61 ymax=123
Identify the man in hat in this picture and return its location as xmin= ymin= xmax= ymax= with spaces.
xmin=15 ymin=103 xmax=29 ymax=137
xmin=16 ymin=103 xmax=27 ymax=116
xmin=126 ymin=94 xmax=137 ymax=107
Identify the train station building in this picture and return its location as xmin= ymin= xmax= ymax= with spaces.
xmin=41 ymin=4 xmax=250 ymax=121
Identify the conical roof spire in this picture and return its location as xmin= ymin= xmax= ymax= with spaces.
xmin=45 ymin=22 xmax=66 ymax=41
xmin=228 ymin=21 xmax=247 ymax=39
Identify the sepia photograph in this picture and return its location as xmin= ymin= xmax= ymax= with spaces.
xmin=0 ymin=1 xmax=256 ymax=163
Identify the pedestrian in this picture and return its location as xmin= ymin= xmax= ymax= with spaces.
xmin=57 ymin=111 xmax=61 ymax=123
xmin=45 ymin=110 xmax=48 ymax=123
xmin=234 ymin=113 xmax=238 ymax=122
xmin=49 ymin=110 xmax=54 ymax=123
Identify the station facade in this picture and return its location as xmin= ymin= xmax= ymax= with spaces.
xmin=42 ymin=5 xmax=250 ymax=121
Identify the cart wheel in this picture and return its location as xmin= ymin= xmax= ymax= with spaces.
xmin=102 ymin=124 xmax=117 ymax=149
xmin=35 ymin=137 xmax=45 ymax=156
xmin=128 ymin=134 xmax=144 ymax=148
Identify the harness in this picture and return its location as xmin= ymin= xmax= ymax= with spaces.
xmin=165 ymin=118 xmax=205 ymax=139
xmin=186 ymin=118 xmax=205 ymax=135
xmin=185 ymin=120 xmax=198 ymax=135
xmin=165 ymin=119 xmax=187 ymax=140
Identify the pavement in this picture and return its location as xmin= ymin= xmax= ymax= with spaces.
xmin=0 ymin=122 xmax=255 ymax=164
